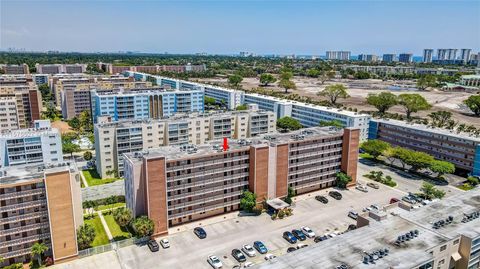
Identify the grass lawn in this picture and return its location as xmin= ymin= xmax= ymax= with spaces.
xmin=84 ymin=214 xmax=110 ymax=247
xmin=103 ymin=214 xmax=132 ymax=241
xmin=95 ymin=202 xmax=126 ymax=211
xmin=82 ymin=169 xmax=122 ymax=187
xmin=359 ymin=152 xmax=374 ymax=159
xmin=457 ymin=184 xmax=475 ymax=191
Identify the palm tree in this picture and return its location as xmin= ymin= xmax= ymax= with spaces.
xmin=31 ymin=242 xmax=48 ymax=266
xmin=113 ymin=207 xmax=133 ymax=227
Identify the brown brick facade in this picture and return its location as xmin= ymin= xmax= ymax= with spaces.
xmin=341 ymin=128 xmax=360 ymax=186
xmin=249 ymin=145 xmax=269 ymax=202
xmin=275 ymin=144 xmax=289 ymax=198
xmin=45 ymin=171 xmax=78 ymax=263
xmin=144 ymin=157 xmax=168 ymax=237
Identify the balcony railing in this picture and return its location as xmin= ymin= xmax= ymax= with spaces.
xmin=0 ymin=188 xmax=45 ymax=201
xmin=168 ymin=200 xmax=240 ymax=219
xmin=168 ymin=181 xmax=248 ymax=201
xmin=0 ymin=199 xmax=47 ymax=213
xmin=1 ymin=233 xmax=50 ymax=248
xmin=0 ymin=211 xmax=47 ymax=225
xmin=169 ymin=190 xmax=243 ymax=210
xmin=0 ymin=222 xmax=50 ymax=236
xmin=168 ymin=173 xmax=249 ymax=191
xmin=168 ymin=164 xmax=249 ymax=182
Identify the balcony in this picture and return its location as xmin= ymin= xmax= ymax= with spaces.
xmin=0 ymin=222 xmax=50 ymax=236
xmin=0 ymin=188 xmax=45 ymax=201
xmin=0 ymin=211 xmax=47 ymax=225
xmin=0 ymin=199 xmax=47 ymax=213
xmin=168 ymin=164 xmax=249 ymax=181
xmin=168 ymin=181 xmax=248 ymax=201
xmin=168 ymin=200 xmax=240 ymax=219
xmin=1 ymin=233 xmax=50 ymax=248
xmin=169 ymin=190 xmax=243 ymax=210
xmin=166 ymin=155 xmax=250 ymax=173
xmin=289 ymin=155 xmax=340 ymax=168
xmin=169 ymin=173 xmax=249 ymax=191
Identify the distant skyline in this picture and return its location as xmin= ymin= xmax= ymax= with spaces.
xmin=1 ymin=0 xmax=479 ymax=55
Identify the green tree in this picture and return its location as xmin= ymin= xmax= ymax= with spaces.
xmin=319 ymin=120 xmax=344 ymax=128
xmin=366 ymin=92 xmax=398 ymax=115
xmin=131 ymin=216 xmax=155 ymax=237
xmin=318 ymin=84 xmax=349 ymax=106
xmin=354 ymin=71 xmax=371 ymax=79
xmin=336 ymin=172 xmax=352 ymax=189
xmin=360 ymin=140 xmax=391 ymax=160
xmin=68 ymin=117 xmax=81 ymax=132
xmin=276 ymin=116 xmax=302 ymax=131
xmin=77 ymin=223 xmax=96 ymax=250
xmin=306 ymin=69 xmax=320 ymax=78
xmin=464 ymin=95 xmax=480 ymax=116
xmin=416 ymin=75 xmax=437 ymax=90
xmin=38 ymin=83 xmax=53 ymax=103
xmin=398 ymin=93 xmax=432 ymax=120
xmin=228 ymin=74 xmax=243 ymax=87
xmin=259 ymin=73 xmax=277 ymax=86
xmin=113 ymin=207 xmax=133 ymax=227
xmin=467 ymin=176 xmax=479 ymax=186
xmin=401 ymin=150 xmax=434 ymax=172
xmin=83 ymin=151 xmax=93 ymax=161
xmin=278 ymin=75 xmax=296 ymax=94
xmin=279 ymin=70 xmax=293 ymax=81
xmin=204 ymin=96 xmax=216 ymax=106
xmin=79 ymin=110 xmax=93 ymax=132
xmin=428 ymin=111 xmax=453 ymax=128
xmin=235 ymin=104 xmax=248 ymax=111
xmin=239 ymin=190 xmax=257 ymax=212
xmin=42 ymin=103 xmax=61 ymax=121
xmin=420 ymin=182 xmax=446 ymax=200
xmin=319 ymin=70 xmax=335 ymax=84
xmin=31 ymin=242 xmax=48 ymax=267
xmin=62 ymin=142 xmax=80 ymax=157
xmin=429 ymin=160 xmax=455 ymax=178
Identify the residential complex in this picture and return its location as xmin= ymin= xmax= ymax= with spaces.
xmin=460 ymin=49 xmax=472 ymax=64
xmin=398 ymin=53 xmax=413 ymax=63
xmin=94 ymin=110 xmax=276 ymax=178
xmin=123 ymin=126 xmax=359 ymax=235
xmin=0 ymin=162 xmax=82 ymax=267
xmin=369 ymin=118 xmax=480 ymax=176
xmin=357 ymin=54 xmax=378 ymax=62
xmin=326 ymin=51 xmax=351 ymax=61
xmin=382 ymin=54 xmax=396 ymax=62
xmin=97 ymin=63 xmax=207 ymax=74
xmin=423 ymin=49 xmax=434 ymax=63
xmin=2 ymin=64 xmax=30 ymax=75
xmin=124 ymin=72 xmax=371 ymax=141
xmin=437 ymin=49 xmax=458 ymax=61
xmin=0 ymin=79 xmax=42 ymax=130
xmin=90 ymin=87 xmax=204 ymax=123
xmin=35 ymin=64 xmax=87 ymax=74
xmin=341 ymin=65 xmax=460 ymax=77
xmin=0 ymin=120 xmax=63 ymax=167
xmin=256 ymin=190 xmax=480 ymax=269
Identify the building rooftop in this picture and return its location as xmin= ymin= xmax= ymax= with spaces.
xmin=124 ymin=126 xmax=345 ymax=162
xmin=372 ymin=118 xmax=480 ymax=143
xmin=91 ymin=87 xmax=202 ymax=96
xmin=0 ymin=162 xmax=77 ymax=186
xmin=255 ymin=190 xmax=480 ymax=269
xmin=0 ymin=125 xmax=59 ymax=138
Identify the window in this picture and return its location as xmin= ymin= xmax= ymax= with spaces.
xmin=453 ymin=239 xmax=460 ymax=245
xmin=440 ymin=245 xmax=447 ymax=251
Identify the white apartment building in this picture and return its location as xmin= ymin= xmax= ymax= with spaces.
xmin=94 ymin=110 xmax=276 ymax=178
xmin=0 ymin=120 xmax=63 ymax=167
xmin=0 ymin=96 xmax=20 ymax=131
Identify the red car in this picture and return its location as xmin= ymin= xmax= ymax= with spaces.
xmin=390 ymin=198 xmax=400 ymax=204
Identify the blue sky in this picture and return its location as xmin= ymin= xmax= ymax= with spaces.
xmin=1 ymin=0 xmax=479 ymax=55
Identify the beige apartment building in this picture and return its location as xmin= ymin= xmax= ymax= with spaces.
xmin=3 ymin=64 xmax=29 ymax=75
xmin=35 ymin=64 xmax=87 ymax=74
xmin=94 ymin=110 xmax=276 ymax=178
xmin=0 ymin=162 xmax=82 ymax=267
xmin=0 ymin=83 xmax=42 ymax=130
xmin=123 ymin=127 xmax=359 ymax=235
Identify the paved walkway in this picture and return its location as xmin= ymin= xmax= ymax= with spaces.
xmin=82 ymin=180 xmax=125 ymax=201
xmin=80 ymin=171 xmax=89 ymax=187
xmin=97 ymin=211 xmax=113 ymax=241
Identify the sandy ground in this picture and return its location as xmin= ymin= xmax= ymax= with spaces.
xmin=195 ymin=77 xmax=479 ymax=127
xmin=51 ymin=120 xmax=74 ymax=134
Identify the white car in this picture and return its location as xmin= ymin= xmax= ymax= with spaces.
xmin=348 ymin=211 xmax=358 ymax=220
xmin=243 ymin=262 xmax=254 ymax=268
xmin=160 ymin=238 xmax=170 ymax=248
xmin=355 ymin=184 xmax=368 ymax=192
xmin=370 ymin=204 xmax=380 ymax=211
xmin=207 ymin=255 xmax=222 ymax=269
xmin=301 ymin=226 xmax=316 ymax=238
xmin=297 ymin=243 xmax=308 ymax=249
xmin=264 ymin=253 xmax=276 ymax=260
xmin=242 ymin=244 xmax=256 ymax=257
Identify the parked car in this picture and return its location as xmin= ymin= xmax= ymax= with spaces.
xmin=242 ymin=244 xmax=256 ymax=257
xmin=329 ymin=191 xmax=342 ymax=200
xmin=297 ymin=243 xmax=308 ymax=249
xmin=243 ymin=262 xmax=254 ymax=268
xmin=355 ymin=184 xmax=368 ymax=192
xmin=283 ymin=231 xmax=298 ymax=244
xmin=348 ymin=210 xmax=358 ymax=220
xmin=287 ymin=247 xmax=297 ymax=253
xmin=347 ymin=224 xmax=357 ymax=231
xmin=367 ymin=182 xmax=380 ymax=189
xmin=402 ymin=196 xmax=417 ymax=204
xmin=314 ymin=235 xmax=329 ymax=243
xmin=315 ymin=195 xmax=328 ymax=204
xmin=147 ymin=239 xmax=159 ymax=252
xmin=194 ymin=227 xmax=207 ymax=239
xmin=253 ymin=241 xmax=268 ymax=254
xmin=292 ymin=229 xmax=307 ymax=241
xmin=160 ymin=238 xmax=170 ymax=248
xmin=301 ymin=226 xmax=315 ymax=238
xmin=370 ymin=204 xmax=380 ymax=211
xmin=231 ymin=249 xmax=246 ymax=262
xmin=207 ymin=255 xmax=223 ymax=269
xmin=264 ymin=254 xmax=276 ymax=260
xmin=389 ymin=198 xmax=400 ymax=204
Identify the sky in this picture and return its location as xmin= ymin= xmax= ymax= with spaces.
xmin=1 ymin=0 xmax=479 ymax=55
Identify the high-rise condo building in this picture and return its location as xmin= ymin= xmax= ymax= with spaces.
xmin=0 ymin=81 xmax=42 ymax=130
xmin=437 ymin=49 xmax=458 ymax=61
xmin=123 ymin=127 xmax=359 ymax=235
xmin=398 ymin=53 xmax=413 ymax=63
xmin=3 ymin=64 xmax=29 ymax=75
xmin=358 ymin=54 xmax=378 ymax=62
xmin=94 ymin=110 xmax=276 ymax=178
xmin=35 ymin=64 xmax=87 ymax=74
xmin=0 ymin=120 xmax=63 ymax=167
xmin=0 ymin=162 xmax=82 ymax=267
xmin=460 ymin=49 xmax=472 ymax=64
xmin=382 ymin=54 xmax=396 ymax=62
xmin=369 ymin=118 xmax=480 ymax=176
xmin=326 ymin=51 xmax=351 ymax=61
xmin=90 ymin=87 xmax=204 ymax=123
xmin=423 ymin=49 xmax=434 ymax=63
